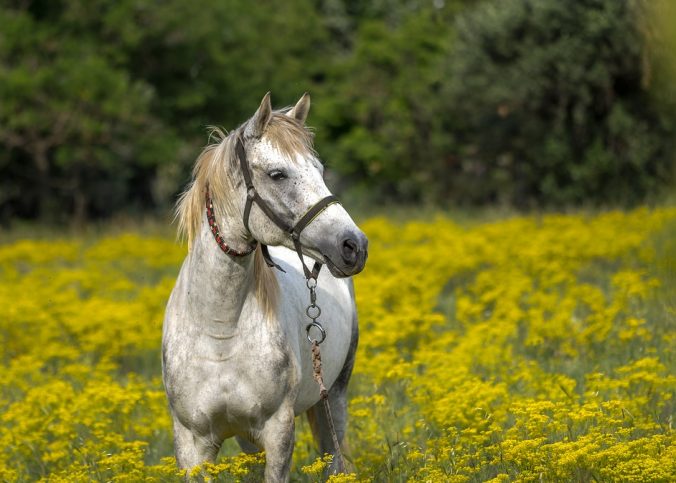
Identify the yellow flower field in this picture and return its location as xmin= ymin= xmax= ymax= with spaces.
xmin=1 ymin=208 xmax=674 ymax=481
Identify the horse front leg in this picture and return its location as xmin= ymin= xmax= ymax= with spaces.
xmin=259 ymin=404 xmax=295 ymax=483
xmin=172 ymin=416 xmax=221 ymax=479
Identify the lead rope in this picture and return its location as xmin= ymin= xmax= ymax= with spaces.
xmin=305 ymin=277 xmax=346 ymax=473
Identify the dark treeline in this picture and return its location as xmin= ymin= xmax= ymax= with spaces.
xmin=1 ymin=0 xmax=674 ymax=224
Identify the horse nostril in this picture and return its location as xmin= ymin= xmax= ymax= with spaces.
xmin=341 ymin=238 xmax=359 ymax=265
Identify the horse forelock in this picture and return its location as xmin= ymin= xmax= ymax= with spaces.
xmin=264 ymin=112 xmax=316 ymax=161
xmin=175 ymin=113 xmax=315 ymax=316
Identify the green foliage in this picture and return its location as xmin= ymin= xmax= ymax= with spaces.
xmin=442 ymin=0 xmax=676 ymax=206
xmin=0 ymin=0 xmax=331 ymax=223
xmin=0 ymin=0 xmax=674 ymax=223
xmin=0 ymin=4 xmax=173 ymax=222
xmin=314 ymin=5 xmax=457 ymax=201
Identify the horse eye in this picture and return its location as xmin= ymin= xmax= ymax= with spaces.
xmin=268 ymin=170 xmax=287 ymax=181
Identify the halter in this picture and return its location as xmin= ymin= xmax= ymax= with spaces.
xmin=235 ymin=135 xmax=339 ymax=281
xmin=206 ymin=134 xmax=339 ymax=280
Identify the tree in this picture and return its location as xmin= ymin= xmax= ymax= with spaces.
xmin=441 ymin=0 xmax=676 ymax=206
xmin=313 ymin=2 xmax=458 ymax=202
xmin=0 ymin=0 xmax=334 ymax=223
xmin=0 ymin=5 xmax=170 ymax=223
xmin=1 ymin=0 xmax=673 ymax=222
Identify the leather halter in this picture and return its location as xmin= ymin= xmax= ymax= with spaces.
xmin=236 ymin=135 xmax=339 ymax=280
xmin=207 ymin=135 xmax=339 ymax=280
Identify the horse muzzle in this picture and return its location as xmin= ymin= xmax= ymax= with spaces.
xmin=321 ymin=229 xmax=368 ymax=278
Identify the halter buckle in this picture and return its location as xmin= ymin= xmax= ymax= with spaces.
xmin=247 ymin=187 xmax=256 ymax=199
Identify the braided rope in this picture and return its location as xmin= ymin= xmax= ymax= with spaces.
xmin=311 ymin=341 xmax=346 ymax=472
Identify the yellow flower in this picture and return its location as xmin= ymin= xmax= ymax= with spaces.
xmin=1 ymin=208 xmax=675 ymax=481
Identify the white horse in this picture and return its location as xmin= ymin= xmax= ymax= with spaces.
xmin=162 ymin=93 xmax=368 ymax=482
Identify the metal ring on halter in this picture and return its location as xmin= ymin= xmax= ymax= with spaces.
xmin=306 ymin=322 xmax=326 ymax=344
xmin=306 ymin=278 xmax=317 ymax=290
xmin=306 ymin=304 xmax=321 ymax=319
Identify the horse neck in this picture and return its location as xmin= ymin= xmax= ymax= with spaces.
xmin=182 ymin=212 xmax=255 ymax=326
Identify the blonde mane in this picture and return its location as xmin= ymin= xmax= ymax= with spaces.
xmin=175 ymin=113 xmax=316 ymax=315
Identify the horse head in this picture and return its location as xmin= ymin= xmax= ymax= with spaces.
xmin=238 ymin=93 xmax=368 ymax=278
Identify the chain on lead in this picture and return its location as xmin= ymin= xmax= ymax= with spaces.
xmin=305 ymin=277 xmax=326 ymax=344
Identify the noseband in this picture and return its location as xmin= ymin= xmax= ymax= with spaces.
xmin=206 ymin=135 xmax=339 ymax=281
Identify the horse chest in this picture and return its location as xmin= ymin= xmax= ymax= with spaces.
xmin=166 ymin=337 xmax=294 ymax=434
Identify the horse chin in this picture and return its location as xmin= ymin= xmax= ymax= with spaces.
xmin=299 ymin=246 xmax=363 ymax=278
xmin=324 ymin=254 xmax=367 ymax=278
xmin=323 ymin=256 xmax=350 ymax=278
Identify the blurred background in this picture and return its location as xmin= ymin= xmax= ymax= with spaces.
xmin=1 ymin=0 xmax=675 ymax=227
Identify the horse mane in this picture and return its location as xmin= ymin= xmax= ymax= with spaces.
xmin=175 ymin=112 xmax=316 ymax=316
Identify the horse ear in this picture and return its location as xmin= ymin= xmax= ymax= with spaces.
xmin=287 ymin=92 xmax=311 ymax=124
xmin=247 ymin=92 xmax=272 ymax=138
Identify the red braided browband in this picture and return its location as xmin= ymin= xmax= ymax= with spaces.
xmin=205 ymin=185 xmax=256 ymax=257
